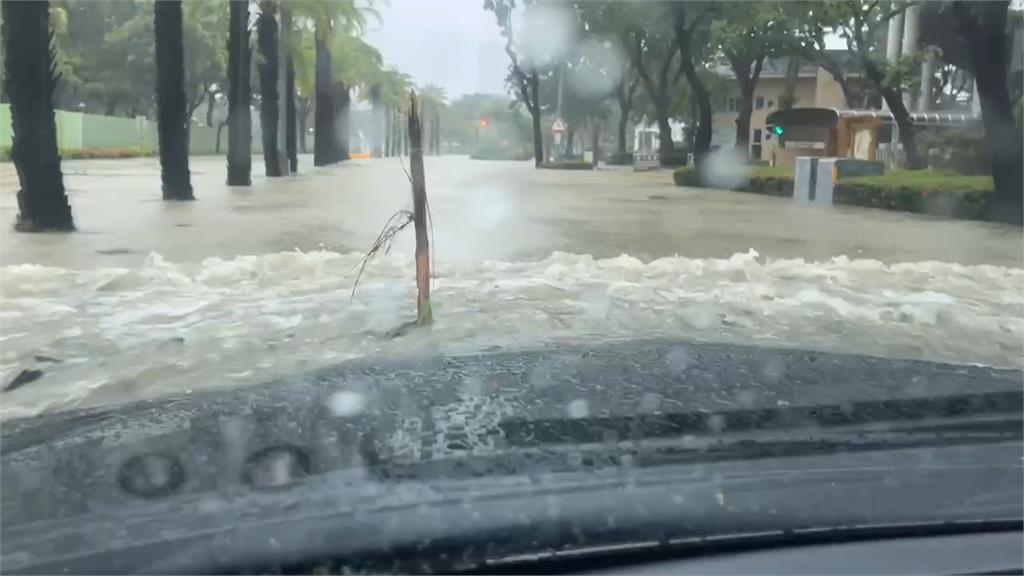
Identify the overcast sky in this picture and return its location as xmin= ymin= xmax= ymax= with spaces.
xmin=364 ymin=0 xmax=509 ymax=99
xmin=361 ymin=1 xmax=855 ymax=100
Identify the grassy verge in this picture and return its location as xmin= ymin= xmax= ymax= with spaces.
xmin=1 ymin=146 xmax=157 ymax=161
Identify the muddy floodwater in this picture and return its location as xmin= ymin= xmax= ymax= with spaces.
xmin=1 ymin=156 xmax=1021 ymax=419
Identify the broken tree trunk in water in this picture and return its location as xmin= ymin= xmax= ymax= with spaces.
xmin=408 ymin=92 xmax=432 ymax=326
xmin=351 ymin=91 xmax=433 ymax=335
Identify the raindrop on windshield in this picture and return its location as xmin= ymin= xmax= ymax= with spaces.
xmin=327 ymin=390 xmax=367 ymax=417
xmin=567 ymin=398 xmax=589 ymax=419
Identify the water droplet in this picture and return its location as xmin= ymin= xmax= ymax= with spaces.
xmin=327 ymin=390 xmax=366 ymax=417
xmin=566 ymin=398 xmax=589 ymax=419
xmin=762 ymin=357 xmax=786 ymax=381
xmin=707 ymin=414 xmax=726 ymax=433
xmin=664 ymin=347 xmax=693 ymax=372
xmin=639 ymin=392 xmax=662 ymax=412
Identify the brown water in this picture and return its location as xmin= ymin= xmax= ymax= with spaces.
xmin=0 ymin=156 xmax=1021 ymax=420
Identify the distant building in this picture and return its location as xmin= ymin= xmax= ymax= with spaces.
xmin=711 ymin=51 xmax=865 ymax=161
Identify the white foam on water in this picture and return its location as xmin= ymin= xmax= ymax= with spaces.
xmin=1 ymin=248 xmax=1022 ymax=420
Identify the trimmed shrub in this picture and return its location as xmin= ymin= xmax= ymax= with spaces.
xmin=606 ymin=152 xmax=634 ymax=166
xmin=538 ymin=161 xmax=594 ymax=170
xmin=835 ymin=171 xmax=994 ymax=219
xmin=919 ymin=130 xmax=989 ymax=176
xmin=673 ymin=165 xmax=793 ymax=196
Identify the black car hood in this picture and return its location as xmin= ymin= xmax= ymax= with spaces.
xmin=2 ymin=339 xmax=1022 ymax=573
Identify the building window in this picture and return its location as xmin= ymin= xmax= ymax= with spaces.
xmin=755 ymin=96 xmax=765 ymax=110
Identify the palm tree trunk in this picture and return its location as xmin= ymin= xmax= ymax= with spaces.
xmin=257 ymin=4 xmax=282 ymax=177
xmin=336 ymin=84 xmax=351 ymax=161
xmin=313 ymin=29 xmax=336 ymax=166
xmin=384 ymin=105 xmax=392 ymax=157
xmin=226 ymin=0 xmax=252 ymax=186
xmin=3 ymin=0 xmax=74 ymax=231
xmin=154 ymin=0 xmax=194 ymax=199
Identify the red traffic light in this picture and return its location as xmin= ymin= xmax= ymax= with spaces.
xmin=479 ymin=118 xmax=489 ymax=128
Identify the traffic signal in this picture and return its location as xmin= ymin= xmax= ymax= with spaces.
xmin=772 ymin=125 xmax=784 ymax=137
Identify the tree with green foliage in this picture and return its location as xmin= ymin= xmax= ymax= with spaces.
xmin=418 ymin=84 xmax=447 ymax=155
xmin=820 ymin=1 xmax=924 ymax=169
xmin=3 ymin=0 xmax=74 ymax=231
xmin=669 ymin=1 xmax=716 ymax=164
xmin=484 ymin=0 xmax=544 ymax=167
xmin=949 ymin=0 xmax=1022 ymax=224
xmin=154 ymin=0 xmax=194 ymax=199
xmin=289 ymin=0 xmax=375 ymax=165
xmin=629 ymin=6 xmax=682 ymax=163
xmin=710 ymin=2 xmax=792 ymax=155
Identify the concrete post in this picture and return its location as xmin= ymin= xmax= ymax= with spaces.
xmin=883 ymin=8 xmax=904 ymax=113
xmin=919 ymin=52 xmax=935 ymax=112
xmin=901 ymin=2 xmax=920 ymax=111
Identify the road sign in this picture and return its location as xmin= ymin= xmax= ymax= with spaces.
xmin=551 ymin=117 xmax=566 ymax=133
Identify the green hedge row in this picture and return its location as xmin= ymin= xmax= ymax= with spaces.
xmin=673 ymin=166 xmax=996 ymax=220
xmin=834 ymin=172 xmax=993 ymax=220
xmin=538 ymin=161 xmax=594 ymax=170
xmin=672 ymin=166 xmax=793 ymax=196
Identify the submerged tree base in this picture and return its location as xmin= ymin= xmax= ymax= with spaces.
xmin=162 ymin=188 xmax=196 ymax=201
xmin=14 ymin=218 xmax=75 ymax=233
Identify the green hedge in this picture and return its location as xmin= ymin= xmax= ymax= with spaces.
xmin=2 ymin=146 xmax=156 ymax=161
xmin=673 ymin=165 xmax=793 ymax=196
xmin=606 ymin=152 xmax=633 ymax=165
xmin=538 ymin=161 xmax=594 ymax=170
xmin=834 ymin=171 xmax=994 ymax=219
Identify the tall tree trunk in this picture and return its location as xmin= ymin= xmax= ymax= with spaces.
xmin=861 ymin=54 xmax=924 ymax=169
xmin=673 ymin=8 xmax=712 ymax=164
xmin=3 ymin=0 xmax=74 ymax=231
xmin=780 ymin=57 xmax=801 ymax=110
xmin=226 ymin=0 xmax=251 ymax=186
xmin=257 ymin=4 xmax=282 ymax=176
xmin=297 ymin=101 xmax=309 ymax=154
xmin=614 ymin=75 xmax=637 ymax=159
xmin=591 ymin=119 xmax=600 ymax=167
xmin=205 ymin=88 xmax=216 ymax=127
xmin=402 ymin=112 xmax=409 ymax=156
xmin=529 ymin=71 xmax=543 ymax=166
xmin=286 ymin=58 xmax=297 ymax=173
xmin=275 ymin=6 xmax=290 ymax=175
xmin=954 ymin=1 xmax=1022 ymax=225
xmin=384 ymin=105 xmax=392 ymax=157
xmin=566 ymin=125 xmax=576 ymax=156
xmin=154 ymin=0 xmax=194 ymax=199
xmin=434 ymin=110 xmax=441 ymax=155
xmin=731 ymin=55 xmax=764 ymax=157
xmin=313 ymin=30 xmax=335 ymax=166
xmin=336 ymin=84 xmax=351 ymax=161
xmin=215 ymin=121 xmax=226 ymax=154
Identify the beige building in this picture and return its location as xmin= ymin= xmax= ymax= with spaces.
xmin=711 ymin=55 xmax=861 ymax=162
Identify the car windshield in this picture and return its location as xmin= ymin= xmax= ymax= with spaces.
xmin=0 ymin=0 xmax=1022 ymax=568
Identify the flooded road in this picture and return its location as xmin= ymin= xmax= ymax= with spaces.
xmin=1 ymin=157 xmax=1021 ymax=419
xmin=1 ymin=156 xmax=1020 ymax=268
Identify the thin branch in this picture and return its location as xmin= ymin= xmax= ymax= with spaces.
xmin=350 ymin=209 xmax=414 ymax=299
